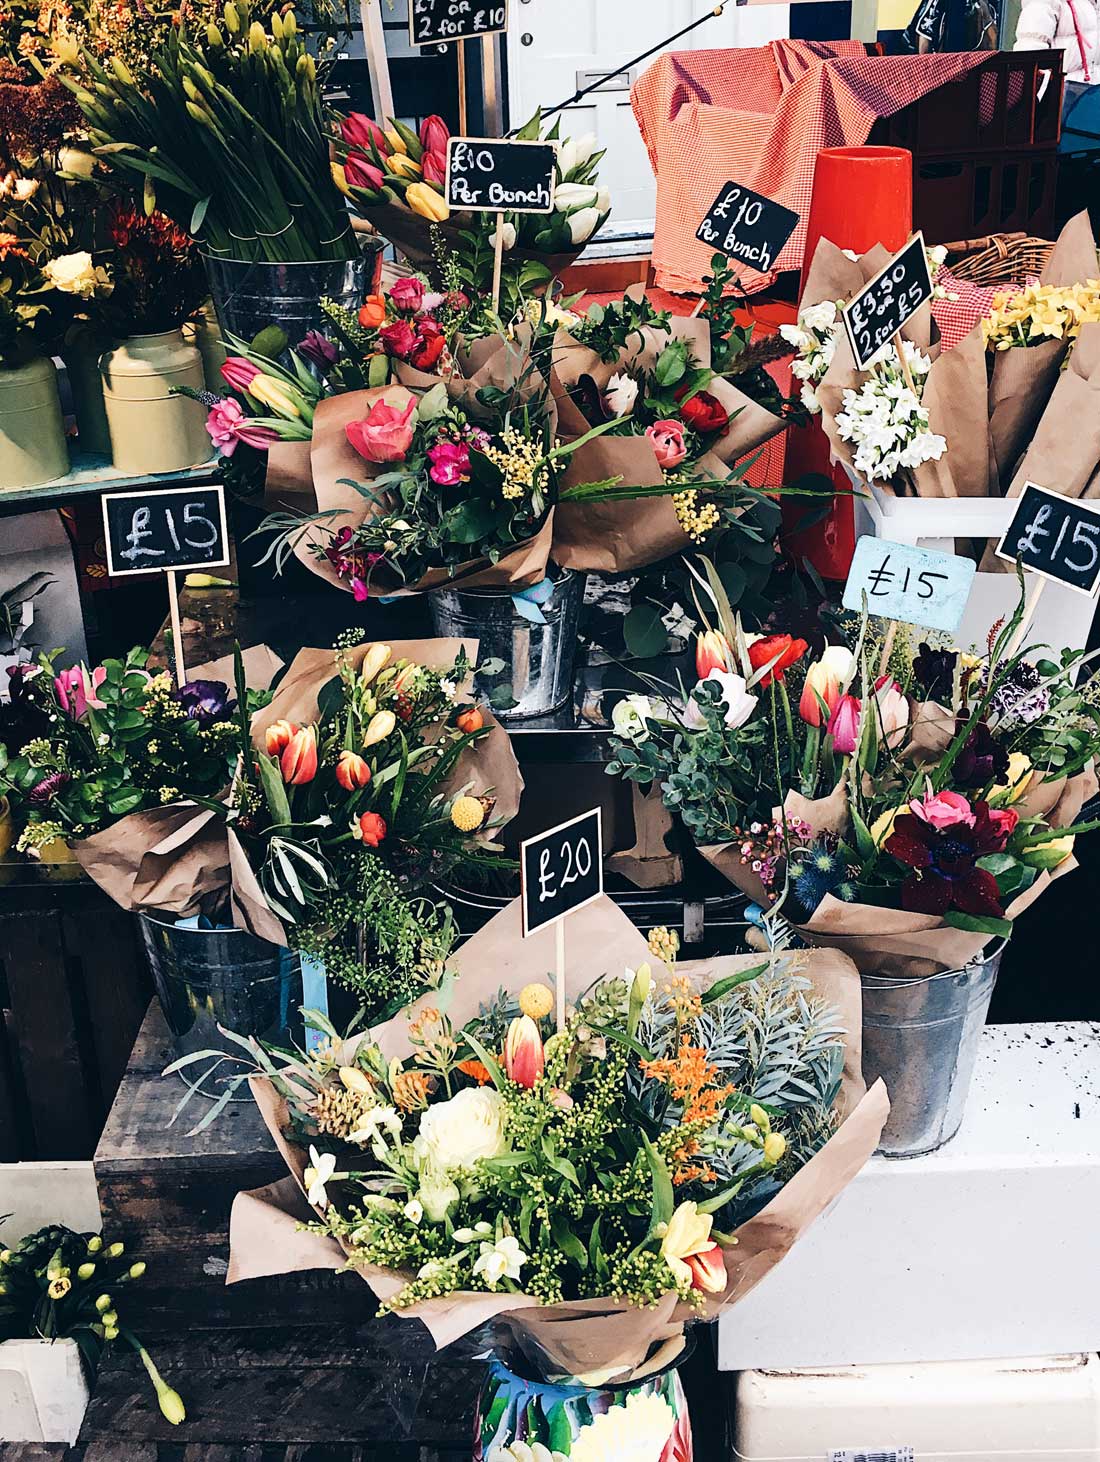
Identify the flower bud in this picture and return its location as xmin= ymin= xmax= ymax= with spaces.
xmin=335 ymin=749 xmax=371 ymax=791
xmin=96 ymin=1293 xmax=113 ymax=1311
xmin=280 ymin=725 xmax=318 ymax=785
xmin=248 ymin=20 xmax=267 ymax=49
xmin=749 ymin=1103 xmax=770 ymax=1132
xmin=364 ymin=709 xmax=396 ymax=748
xmin=264 ymin=718 xmax=298 ymax=756
xmin=686 ymin=1242 xmax=728 ymax=1295
xmin=78 ymin=1262 xmax=96 ymax=1280
xmin=359 ymin=643 xmax=391 ymax=685
xmin=106 ymin=1242 xmax=124 ymax=1259
xmin=223 ymin=1 xmax=240 ymax=31
xmin=696 ymin=628 xmax=731 ymax=679
xmin=763 ymin=1132 xmax=786 ymax=1165
xmin=129 ymin=1262 xmax=146 ymax=1279
xmin=504 ymin=1015 xmax=544 ymax=1089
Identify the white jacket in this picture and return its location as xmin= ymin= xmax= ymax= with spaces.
xmin=1015 ymin=0 xmax=1099 ymax=83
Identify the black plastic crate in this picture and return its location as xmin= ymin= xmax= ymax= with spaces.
xmin=914 ymin=148 xmax=1059 ymax=245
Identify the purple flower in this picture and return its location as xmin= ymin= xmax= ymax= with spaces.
xmin=173 ymin=679 xmax=236 ymax=728
xmin=298 ymin=331 xmax=340 ymax=371
xmin=953 ymin=719 xmax=1009 ymax=788
xmin=29 ymin=770 xmax=71 ymax=805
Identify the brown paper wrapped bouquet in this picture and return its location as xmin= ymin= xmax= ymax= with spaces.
xmin=218 ymin=895 xmax=887 ymax=1387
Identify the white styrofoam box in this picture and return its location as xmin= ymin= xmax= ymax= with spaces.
xmin=847 ymin=472 xmax=1099 ymax=657
xmin=0 ymin=1338 xmax=90 ymax=1444
xmin=731 ymin=1352 xmax=1100 ymax=1462
xmin=0 ymin=1162 xmax=100 ymax=1247
xmin=719 ymin=1022 xmax=1100 ymax=1371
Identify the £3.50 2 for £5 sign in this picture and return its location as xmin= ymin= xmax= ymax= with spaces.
xmin=842 ymin=233 xmax=933 ymax=370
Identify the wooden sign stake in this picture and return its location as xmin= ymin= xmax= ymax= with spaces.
xmin=893 ymin=330 xmax=917 ymax=396
xmin=877 ymin=619 xmax=898 ymax=678
xmin=456 ymin=38 xmax=468 ymax=136
xmin=166 ymin=569 xmax=187 ymax=687
xmin=555 ymin=920 xmax=566 ymax=1033
xmin=491 ymin=211 xmax=504 ymax=314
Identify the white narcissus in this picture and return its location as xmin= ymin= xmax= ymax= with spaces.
xmin=685 ymin=668 xmax=758 ymax=731
xmin=303 ymin=1147 xmax=337 ymax=1210
xmin=472 ymin=1234 xmax=527 ymax=1287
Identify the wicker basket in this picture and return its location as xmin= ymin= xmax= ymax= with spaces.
xmin=943 ymin=231 xmax=1054 ymax=286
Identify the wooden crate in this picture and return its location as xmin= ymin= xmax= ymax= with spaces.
xmin=0 ymin=875 xmax=150 ymax=1161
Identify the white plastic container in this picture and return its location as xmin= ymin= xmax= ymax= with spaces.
xmin=848 ymin=471 xmax=1099 ymax=657
xmin=731 ymin=1352 xmax=1100 ymax=1462
xmin=0 ymin=1338 xmax=90 ymax=1444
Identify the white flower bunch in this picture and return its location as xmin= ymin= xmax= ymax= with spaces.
xmin=834 ymin=341 xmax=945 ymax=485
xmin=779 ymin=299 xmax=841 ymax=415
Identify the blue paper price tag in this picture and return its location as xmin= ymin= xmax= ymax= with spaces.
xmin=842 ymin=536 xmax=976 ymax=633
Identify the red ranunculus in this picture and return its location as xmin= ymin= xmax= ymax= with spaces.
xmin=747 ymin=633 xmax=808 ymax=686
xmin=885 ymin=798 xmax=1008 ymax=917
xmin=409 ymin=320 xmax=446 ymax=371
xmin=678 ymin=387 xmax=730 ymax=437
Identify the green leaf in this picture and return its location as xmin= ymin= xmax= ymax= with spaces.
xmin=256 ymin=749 xmax=292 ymax=827
xmin=701 ymin=963 xmax=768 ymax=1005
xmin=550 ymin=1210 xmax=588 ymax=1271
xmin=190 ymin=195 xmax=211 ymax=236
xmin=548 ymin=1403 xmax=573 ymax=1455
xmin=850 ymin=807 xmax=876 ymax=861
xmin=696 ymin=1176 xmax=746 ymax=1215
xmin=641 ymin=1131 xmax=674 ymax=1232
xmin=944 ymin=911 xmax=1013 ymax=939
xmin=461 ymin=1028 xmax=507 ymax=1090
xmin=623 ymin=603 xmax=667 ymax=659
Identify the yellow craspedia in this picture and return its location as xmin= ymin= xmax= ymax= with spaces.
xmin=450 ymin=796 xmax=485 ymax=833
xmin=519 ymin=983 xmax=554 ymax=1020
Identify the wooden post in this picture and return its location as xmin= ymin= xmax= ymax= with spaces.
xmin=166 ymin=570 xmax=186 ymax=687
xmin=360 ymin=0 xmax=394 ymax=123
xmin=877 ymin=619 xmax=898 ymax=678
xmin=491 ymin=211 xmax=504 ymax=314
xmin=555 ymin=918 xmax=566 ymax=1034
xmin=456 ymin=38 xmax=468 ymax=136
xmin=480 ymin=31 xmax=503 ymax=137
xmin=894 ymin=330 xmax=917 ymax=396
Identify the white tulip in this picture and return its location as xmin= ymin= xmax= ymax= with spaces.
xmin=499 ymin=221 xmax=517 ymax=250
xmin=566 ymin=206 xmax=601 ymax=245
xmin=553 ymin=182 xmax=599 ymax=212
xmin=685 ymin=668 xmax=758 ymax=730
xmin=595 ymin=185 xmax=611 ymax=214
xmin=556 ymin=137 xmax=578 ymax=177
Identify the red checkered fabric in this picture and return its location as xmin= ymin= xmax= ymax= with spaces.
xmin=930 ymin=266 xmax=1044 ymax=351
xmin=632 ymin=41 xmax=988 ymax=296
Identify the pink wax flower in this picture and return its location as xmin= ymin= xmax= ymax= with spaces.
xmin=205 ymin=398 xmax=278 ymax=456
xmin=645 ymin=418 xmax=687 ymax=470
xmin=428 ymin=439 xmax=471 ymax=486
xmin=909 ymin=788 xmax=976 ymax=831
xmin=345 ymin=396 xmax=416 ymax=463
xmin=388 ymin=275 xmax=425 ymax=314
xmin=323 ymin=526 xmax=385 ymax=602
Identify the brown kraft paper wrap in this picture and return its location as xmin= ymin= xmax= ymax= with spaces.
xmin=988 ymin=211 xmax=1100 ymax=486
xmin=359 ymin=201 xmax=582 ymax=281
xmin=228 ymin=895 xmax=888 ymax=1382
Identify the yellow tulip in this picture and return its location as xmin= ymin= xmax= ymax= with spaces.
xmin=249 ymin=374 xmax=301 ymax=420
xmin=386 ymin=153 xmax=421 ymax=180
xmin=405 ymin=182 xmax=449 ymax=222
xmin=330 ymin=162 xmax=350 ymax=198
xmin=384 ymin=128 xmax=407 ymax=155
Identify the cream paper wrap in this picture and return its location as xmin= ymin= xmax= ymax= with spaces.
xmin=265 ymin=338 xmax=557 ymax=596
xmin=228 ymin=894 xmax=888 ymax=1383
xmin=549 ymin=306 xmax=786 ymax=573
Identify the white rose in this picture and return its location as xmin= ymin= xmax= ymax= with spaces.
xmin=44 ymin=251 xmax=100 ymax=298
xmin=611 ymin=693 xmax=654 ymax=741
xmin=602 ymin=371 xmax=638 ymax=417
xmin=566 ymin=206 xmax=601 ymax=245
xmin=418 ymin=1086 xmax=507 ymax=1170
xmin=685 ymin=668 xmax=758 ymax=731
xmin=554 ymin=182 xmax=599 ymax=212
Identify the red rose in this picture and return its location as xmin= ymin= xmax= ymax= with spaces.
xmin=747 ymin=633 xmax=808 ymax=686
xmin=678 ymin=388 xmax=730 ymax=437
xmin=379 ymin=319 xmax=417 ymax=360
xmin=409 ymin=319 xmax=446 ymax=371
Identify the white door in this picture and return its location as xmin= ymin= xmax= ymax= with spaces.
xmin=506 ymin=0 xmax=791 ymax=235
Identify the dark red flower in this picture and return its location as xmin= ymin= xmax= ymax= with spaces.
xmin=409 ymin=321 xmax=446 ymax=371
xmin=885 ymin=799 xmax=1009 ymax=917
xmin=677 ymin=387 xmax=730 ymax=437
xmin=28 ymin=770 xmax=70 ymax=805
xmin=747 ymin=633 xmax=808 ymax=686
xmin=379 ymin=319 xmax=417 ymax=360
xmin=953 ymin=719 xmax=1009 ymax=788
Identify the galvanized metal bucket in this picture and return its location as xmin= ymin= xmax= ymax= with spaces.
xmin=428 ymin=570 xmax=585 ymax=721
xmin=861 ymin=943 xmax=1003 ymax=1158
xmin=137 ymin=913 xmax=304 ymax=1063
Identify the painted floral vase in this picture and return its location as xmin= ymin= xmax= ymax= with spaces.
xmin=474 ymin=1355 xmax=692 ymax=1461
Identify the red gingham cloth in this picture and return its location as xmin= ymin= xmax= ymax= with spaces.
xmin=631 ymin=41 xmax=988 ymax=296
xmin=930 ymin=266 xmax=1044 ymax=350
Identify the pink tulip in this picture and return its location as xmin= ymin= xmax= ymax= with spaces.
xmin=340 ymin=112 xmax=390 ymax=156
xmin=343 ymin=152 xmax=385 ymax=192
xmin=645 ymin=418 xmax=687 ymax=470
xmin=421 ymin=150 xmax=446 ymax=186
xmin=827 ymin=694 xmax=861 ymax=755
xmin=504 ymin=1015 xmax=544 ymax=1089
xmin=686 ymin=1242 xmax=727 ymax=1295
xmin=871 ymin=673 xmax=909 ymax=748
xmin=695 ymin=629 xmax=731 ymax=679
xmin=345 ymin=396 xmax=416 ymax=464
xmin=798 ymin=646 xmax=853 ymax=728
xmin=55 ymin=665 xmax=106 ymax=719
xmin=419 ymin=114 xmax=449 ymax=155
xmin=220 ymin=356 xmax=260 ymax=394
xmin=909 ymin=789 xmax=975 ymax=831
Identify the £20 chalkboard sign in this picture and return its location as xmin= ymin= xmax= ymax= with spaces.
xmin=101 ymin=484 xmax=229 ymax=686
xmin=995 ymin=483 xmax=1100 ymax=596
xmin=695 ymin=180 xmax=799 ymax=276
xmin=445 ymin=137 xmax=557 ymax=214
xmin=521 ymin=808 xmax=604 ymax=1031
xmin=409 ymin=0 xmax=507 ymax=46
xmin=842 ymin=232 xmax=934 ymax=371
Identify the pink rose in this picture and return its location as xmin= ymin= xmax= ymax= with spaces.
xmin=986 ymin=806 xmax=1019 ymax=845
xmin=826 ymin=693 xmax=861 ymax=754
xmin=428 ymin=439 xmax=471 ymax=486
xmin=205 ymin=398 xmax=278 ymax=456
xmin=909 ymin=789 xmax=975 ymax=830
xmin=340 ymin=112 xmax=389 ymax=155
xmin=389 ymin=275 xmax=425 ymax=314
xmin=345 ymin=396 xmax=416 ymax=463
xmin=343 ymin=152 xmax=385 ymax=192
xmin=379 ymin=319 xmax=417 ymax=360
xmin=55 ymin=664 xmax=107 ymax=719
xmin=645 ymin=418 xmax=687 ymax=470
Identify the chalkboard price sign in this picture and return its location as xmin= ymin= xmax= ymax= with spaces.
xmin=445 ymin=137 xmax=557 ymax=215
xmin=842 ymin=233 xmax=933 ymax=370
xmin=695 ymin=180 xmax=799 ymax=275
xmin=409 ymin=0 xmax=507 ymax=46
xmin=843 ymin=535 xmax=976 ymax=633
xmin=102 ymin=485 xmax=229 ymax=578
xmin=521 ymin=808 xmax=603 ymax=938
xmin=995 ymin=483 xmax=1100 ymax=596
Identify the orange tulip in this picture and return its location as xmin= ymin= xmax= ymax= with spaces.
xmin=358 ymin=293 xmax=387 ymax=329
xmin=504 ymin=1015 xmax=544 ymax=1089
xmin=695 ymin=629 xmax=731 ymax=679
xmin=335 ymin=749 xmax=371 ymax=790
xmin=280 ymin=725 xmax=318 ymax=785
xmin=264 ymin=718 xmax=298 ymax=756
xmin=686 ymin=1242 xmax=728 ymax=1294
xmin=455 ymin=706 xmax=484 ymax=734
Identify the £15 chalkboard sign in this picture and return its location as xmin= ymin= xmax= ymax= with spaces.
xmin=695 ymin=180 xmax=799 ymax=275
xmin=409 ymin=0 xmax=507 ymax=45
xmin=521 ymin=808 xmax=603 ymax=939
xmin=995 ymin=483 xmax=1100 ymax=596
xmin=445 ymin=137 xmax=557 ymax=214
xmin=842 ymin=232 xmax=933 ymax=371
xmin=102 ymin=484 xmax=229 ymax=577
xmin=843 ymin=535 xmax=977 ymax=634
